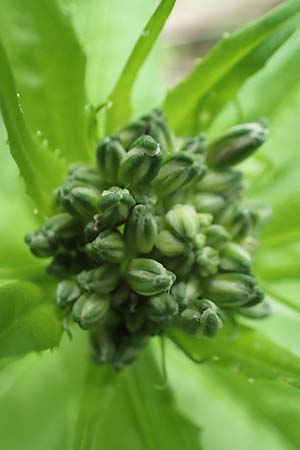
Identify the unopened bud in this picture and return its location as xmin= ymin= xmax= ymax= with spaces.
xmin=165 ymin=204 xmax=198 ymax=240
xmin=180 ymin=133 xmax=207 ymax=155
xmin=207 ymin=121 xmax=268 ymax=168
xmin=119 ymin=118 xmax=148 ymax=148
xmin=43 ymin=213 xmax=81 ymax=244
xmin=25 ymin=230 xmax=57 ymax=258
xmin=118 ymin=135 xmax=162 ymax=186
xmin=69 ymin=186 xmax=100 ymax=217
xmin=153 ymin=153 xmax=206 ymax=196
xmin=98 ymin=186 xmax=136 ymax=227
xmin=206 ymin=224 xmax=230 ymax=248
xmin=72 ymin=293 xmax=109 ymax=329
xmin=219 ymin=242 xmax=252 ymax=274
xmin=77 ymin=264 xmax=120 ymax=294
xmin=126 ymin=258 xmax=176 ymax=296
xmin=180 ymin=299 xmax=222 ymax=337
xmin=146 ymin=293 xmax=178 ymax=322
xmin=155 ymin=230 xmax=185 ymax=256
xmin=196 ymin=246 xmax=219 ymax=277
xmin=68 ymin=164 xmax=102 ymax=187
xmin=204 ymin=273 xmax=264 ymax=307
xmin=193 ymin=193 xmax=225 ymax=215
xmin=161 ymin=251 xmax=196 ymax=278
xmin=85 ymin=230 xmax=125 ymax=263
xmin=56 ymin=280 xmax=81 ymax=308
xmin=96 ymin=137 xmax=126 ymax=183
xmin=125 ymin=204 xmax=158 ymax=253
xmin=196 ymin=169 xmax=242 ymax=195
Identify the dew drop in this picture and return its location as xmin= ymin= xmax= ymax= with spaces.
xmin=33 ymin=208 xmax=39 ymax=215
xmin=36 ymin=130 xmax=43 ymax=137
xmin=248 ymin=378 xmax=254 ymax=383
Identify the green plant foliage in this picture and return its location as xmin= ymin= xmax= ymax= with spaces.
xmin=169 ymin=324 xmax=300 ymax=388
xmin=163 ymin=0 xmax=300 ymax=134
xmin=0 ymin=280 xmax=62 ymax=358
xmin=0 ymin=0 xmax=91 ymax=163
xmin=0 ymin=40 xmax=66 ymax=215
xmin=106 ymin=0 xmax=175 ymax=133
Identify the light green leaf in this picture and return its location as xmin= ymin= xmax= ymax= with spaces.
xmin=169 ymin=323 xmax=300 ymax=389
xmin=0 ymin=40 xmax=66 ymax=215
xmin=106 ymin=0 xmax=175 ymax=133
xmin=75 ymin=347 xmax=201 ymax=450
xmin=0 ymin=280 xmax=62 ymax=359
xmin=0 ymin=0 xmax=91 ymax=163
xmin=163 ymin=0 xmax=300 ymax=135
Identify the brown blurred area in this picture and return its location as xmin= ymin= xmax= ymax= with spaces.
xmin=162 ymin=0 xmax=283 ymax=83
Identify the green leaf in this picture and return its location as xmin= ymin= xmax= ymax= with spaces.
xmin=0 ymin=40 xmax=66 ymax=215
xmin=74 ymin=347 xmax=201 ymax=450
xmin=106 ymin=0 xmax=175 ymax=133
xmin=169 ymin=324 xmax=300 ymax=389
xmin=0 ymin=0 xmax=91 ymax=163
xmin=0 ymin=280 xmax=62 ymax=359
xmin=166 ymin=343 xmax=300 ymax=450
xmin=163 ymin=0 xmax=300 ymax=135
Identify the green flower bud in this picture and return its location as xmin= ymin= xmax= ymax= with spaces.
xmin=153 ymin=153 xmax=206 ymax=196
xmin=193 ymin=193 xmax=225 ymax=215
xmin=77 ymin=264 xmax=120 ymax=294
xmin=98 ymin=186 xmax=136 ymax=227
xmin=69 ymin=186 xmax=100 ymax=217
xmin=205 ymin=224 xmax=230 ymax=248
xmin=143 ymin=109 xmax=174 ymax=153
xmin=197 ymin=213 xmax=213 ymax=231
xmin=25 ymin=230 xmax=57 ymax=258
xmin=72 ymin=293 xmax=109 ymax=329
xmin=171 ymin=278 xmax=201 ymax=309
xmin=165 ymin=204 xmax=198 ymax=240
xmin=43 ymin=213 xmax=81 ymax=244
xmin=180 ymin=300 xmax=222 ymax=337
xmin=230 ymin=209 xmax=259 ymax=240
xmin=146 ymin=293 xmax=178 ymax=322
xmin=91 ymin=329 xmax=116 ymax=365
xmin=235 ymin=300 xmax=270 ymax=319
xmin=68 ymin=164 xmax=102 ymax=188
xmin=96 ymin=137 xmax=126 ymax=183
xmin=204 ymin=273 xmax=264 ymax=307
xmin=219 ymin=242 xmax=252 ymax=274
xmin=155 ymin=230 xmax=185 ymax=256
xmin=125 ymin=204 xmax=157 ymax=254
xmin=118 ymin=135 xmax=162 ymax=186
xmin=125 ymin=307 xmax=145 ymax=333
xmin=119 ymin=118 xmax=149 ymax=148
xmin=196 ymin=246 xmax=219 ymax=277
xmin=194 ymin=233 xmax=206 ymax=249
xmin=47 ymin=252 xmax=91 ymax=278
xmin=83 ymin=215 xmax=105 ymax=242
xmin=126 ymin=258 xmax=176 ymax=297
xmin=56 ymin=280 xmax=81 ymax=308
xmin=196 ymin=169 xmax=242 ymax=195
xmin=85 ymin=230 xmax=125 ymax=263
xmin=161 ymin=251 xmax=196 ymax=278
xmin=207 ymin=121 xmax=268 ymax=168
xmin=180 ymin=133 xmax=207 ymax=155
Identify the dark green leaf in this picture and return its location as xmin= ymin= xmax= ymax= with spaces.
xmin=169 ymin=324 xmax=300 ymax=388
xmin=0 ymin=280 xmax=62 ymax=359
xmin=106 ymin=0 xmax=175 ymax=133
xmin=0 ymin=40 xmax=66 ymax=214
xmin=0 ymin=0 xmax=91 ymax=163
xmin=163 ymin=0 xmax=300 ymax=135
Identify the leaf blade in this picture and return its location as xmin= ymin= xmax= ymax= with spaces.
xmin=106 ymin=0 xmax=175 ymax=133
xmin=163 ymin=0 xmax=300 ymax=134
xmin=0 ymin=0 xmax=91 ymax=163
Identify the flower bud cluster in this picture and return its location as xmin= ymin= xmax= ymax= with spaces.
xmin=25 ymin=109 xmax=269 ymax=369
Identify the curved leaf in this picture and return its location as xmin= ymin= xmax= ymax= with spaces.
xmin=106 ymin=0 xmax=175 ymax=133
xmin=0 ymin=0 xmax=91 ymax=163
xmin=0 ymin=40 xmax=66 ymax=215
xmin=163 ymin=0 xmax=300 ymax=135
xmin=0 ymin=280 xmax=62 ymax=359
xmin=169 ymin=323 xmax=300 ymax=389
